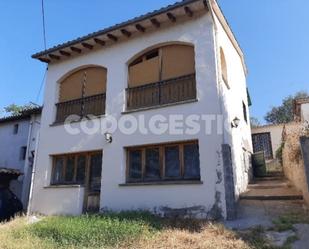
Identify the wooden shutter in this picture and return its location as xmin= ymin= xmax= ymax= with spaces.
xmin=59 ymin=70 xmax=84 ymax=102
xmin=161 ymin=45 xmax=195 ymax=80
xmin=129 ymin=56 xmax=160 ymax=87
xmin=84 ymin=67 xmax=107 ymax=97
xmin=220 ymin=48 xmax=228 ymax=86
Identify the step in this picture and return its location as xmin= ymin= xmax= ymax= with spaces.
xmin=248 ymin=184 xmax=289 ymax=190
xmin=240 ymin=195 xmax=303 ymax=201
xmin=253 ymin=176 xmax=285 ymax=181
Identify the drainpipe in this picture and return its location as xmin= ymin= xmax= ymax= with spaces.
xmin=26 ymin=121 xmax=40 ymax=216
xmin=21 ymin=116 xmax=34 ymax=207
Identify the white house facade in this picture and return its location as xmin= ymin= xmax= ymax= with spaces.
xmin=30 ymin=0 xmax=252 ymax=219
xmin=0 ymin=108 xmax=41 ymax=208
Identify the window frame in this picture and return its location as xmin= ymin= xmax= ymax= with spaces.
xmin=13 ymin=124 xmax=19 ymax=134
xmin=243 ymin=101 xmax=248 ymax=124
xmin=51 ymin=151 xmax=102 ymax=186
xmin=126 ymin=140 xmax=200 ymax=183
xmin=20 ymin=146 xmax=27 ymax=161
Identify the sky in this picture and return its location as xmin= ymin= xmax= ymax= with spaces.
xmin=0 ymin=0 xmax=308 ymax=122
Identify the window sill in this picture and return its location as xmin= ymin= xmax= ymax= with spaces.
xmin=50 ymin=114 xmax=106 ymax=127
xmin=122 ymin=99 xmax=198 ymax=114
xmin=44 ymin=184 xmax=83 ymax=189
xmin=119 ymin=180 xmax=203 ymax=187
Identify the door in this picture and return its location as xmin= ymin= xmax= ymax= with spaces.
xmin=252 ymin=151 xmax=267 ymax=177
xmin=84 ymin=152 xmax=102 ymax=213
xmin=252 ymin=132 xmax=273 ymax=160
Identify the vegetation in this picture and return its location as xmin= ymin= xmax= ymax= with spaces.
xmin=275 ymin=142 xmax=285 ymax=165
xmin=3 ymin=103 xmax=38 ymax=116
xmin=238 ymin=226 xmax=274 ymax=249
xmin=264 ymin=91 xmax=309 ymax=124
xmin=0 ymin=212 xmax=270 ymax=249
xmin=272 ymin=213 xmax=309 ymax=232
xmin=250 ymin=117 xmax=261 ymax=128
xmin=3 ymin=212 xmax=309 ymax=249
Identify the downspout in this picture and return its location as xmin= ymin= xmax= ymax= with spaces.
xmin=21 ymin=117 xmax=34 ymax=207
xmin=26 ymin=122 xmax=40 ymax=216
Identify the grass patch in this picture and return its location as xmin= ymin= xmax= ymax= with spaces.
xmin=238 ymin=226 xmax=276 ymax=249
xmin=272 ymin=213 xmax=309 ymax=232
xmin=0 ymin=212 xmax=282 ymax=249
xmin=27 ymin=212 xmax=161 ymax=248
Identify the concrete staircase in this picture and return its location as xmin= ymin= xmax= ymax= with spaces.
xmin=240 ymin=177 xmax=303 ymax=201
xmin=226 ymin=176 xmax=306 ymax=230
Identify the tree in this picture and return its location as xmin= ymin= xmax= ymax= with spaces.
xmin=264 ymin=91 xmax=309 ymax=124
xmin=250 ymin=117 xmax=261 ymax=128
xmin=3 ymin=103 xmax=37 ymax=116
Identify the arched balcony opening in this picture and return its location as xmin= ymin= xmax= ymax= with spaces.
xmin=55 ymin=66 xmax=107 ymax=123
xmin=126 ymin=43 xmax=197 ymax=110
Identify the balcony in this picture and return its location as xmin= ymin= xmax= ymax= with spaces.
xmin=55 ymin=93 xmax=106 ymax=123
xmin=126 ymin=74 xmax=196 ymax=111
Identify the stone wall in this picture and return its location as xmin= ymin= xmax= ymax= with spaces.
xmin=282 ymin=122 xmax=309 ymax=205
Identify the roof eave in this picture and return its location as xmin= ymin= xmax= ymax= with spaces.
xmin=32 ymin=0 xmax=208 ymax=63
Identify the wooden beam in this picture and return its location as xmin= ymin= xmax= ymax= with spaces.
xmin=135 ymin=24 xmax=145 ymax=33
xmin=59 ymin=50 xmax=71 ymax=57
xmin=150 ymin=18 xmax=160 ymax=28
xmin=70 ymin=46 xmax=82 ymax=53
xmin=38 ymin=57 xmax=50 ymax=63
xmin=121 ymin=29 xmax=131 ymax=37
xmin=81 ymin=42 xmax=93 ymax=50
xmin=49 ymin=54 xmax=60 ymax=60
xmin=167 ymin=12 xmax=176 ymax=22
xmin=94 ymin=38 xmax=106 ymax=46
xmin=107 ymin=34 xmax=118 ymax=42
xmin=184 ymin=6 xmax=193 ymax=17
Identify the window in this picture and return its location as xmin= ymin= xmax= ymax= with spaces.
xmin=128 ymin=44 xmax=195 ymax=87
xmin=243 ymin=101 xmax=248 ymax=123
xmin=51 ymin=152 xmax=102 ymax=185
xmin=126 ymin=44 xmax=197 ymax=110
xmin=13 ymin=124 xmax=19 ymax=134
xmin=126 ymin=141 xmax=200 ymax=183
xmin=55 ymin=66 xmax=107 ymax=123
xmin=20 ymin=146 xmax=27 ymax=161
xmin=220 ymin=48 xmax=229 ymax=89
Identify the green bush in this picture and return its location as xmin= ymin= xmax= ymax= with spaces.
xmin=276 ymin=142 xmax=285 ymax=165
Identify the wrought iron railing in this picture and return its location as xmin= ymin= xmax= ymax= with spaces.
xmin=55 ymin=93 xmax=106 ymax=123
xmin=126 ymin=74 xmax=196 ymax=110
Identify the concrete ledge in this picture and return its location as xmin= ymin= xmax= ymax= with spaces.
xmin=119 ymin=180 xmax=203 ymax=187
xmin=122 ymin=99 xmax=198 ymax=114
xmin=44 ymin=185 xmax=83 ymax=189
xmin=240 ymin=195 xmax=303 ymax=201
xmin=50 ymin=114 xmax=106 ymax=127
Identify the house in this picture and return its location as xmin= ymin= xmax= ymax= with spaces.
xmin=251 ymin=98 xmax=309 ymax=163
xmin=294 ymin=98 xmax=309 ymax=123
xmin=0 ymin=107 xmax=41 ymax=208
xmin=251 ymin=124 xmax=284 ymax=161
xmin=30 ymin=0 xmax=252 ymax=219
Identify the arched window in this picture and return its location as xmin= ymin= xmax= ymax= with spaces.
xmin=220 ymin=48 xmax=229 ymax=88
xmin=59 ymin=66 xmax=107 ymax=102
xmin=56 ymin=66 xmax=107 ymax=123
xmin=128 ymin=44 xmax=195 ymax=87
xmin=127 ymin=44 xmax=196 ymax=110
